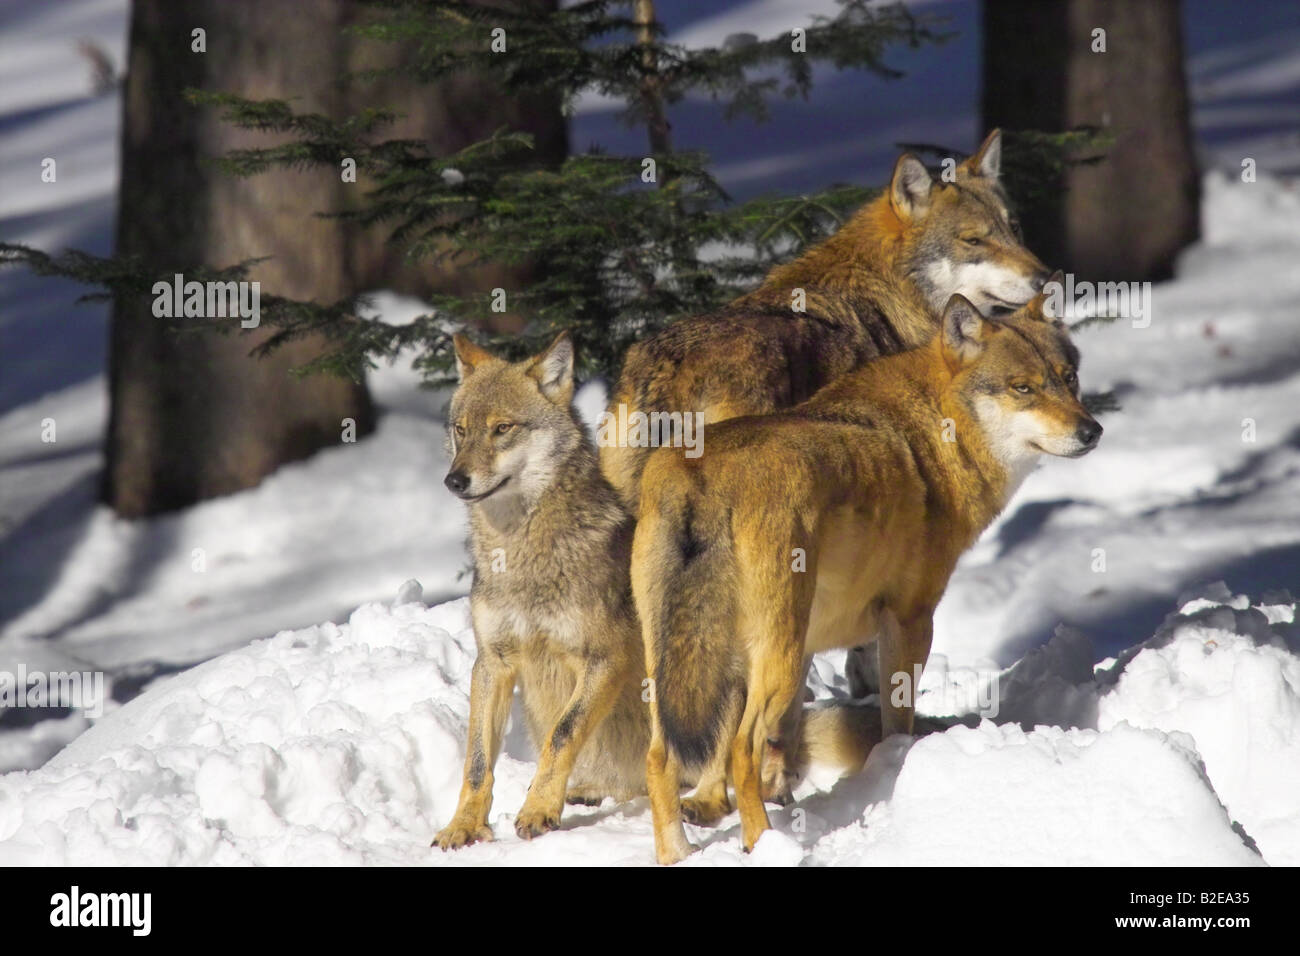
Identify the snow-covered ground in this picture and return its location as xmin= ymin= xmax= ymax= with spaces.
xmin=0 ymin=582 xmax=1293 ymax=865
xmin=3 ymin=0 xmax=1300 ymax=865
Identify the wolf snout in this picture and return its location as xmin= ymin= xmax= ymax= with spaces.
xmin=444 ymin=470 xmax=471 ymax=495
xmin=1075 ymin=419 xmax=1103 ymax=449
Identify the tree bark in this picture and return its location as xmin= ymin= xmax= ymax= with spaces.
xmin=981 ymin=0 xmax=1199 ymax=282
xmin=633 ymin=0 xmax=673 ymax=157
xmin=106 ymin=0 xmax=567 ymax=517
xmin=339 ymin=1 xmax=568 ymax=334
xmin=107 ymin=0 xmax=373 ymax=517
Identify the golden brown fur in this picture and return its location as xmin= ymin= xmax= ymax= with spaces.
xmin=606 ymin=132 xmax=1051 ymax=821
xmin=632 ymin=292 xmax=1102 ymax=863
xmin=601 ymin=130 xmax=1049 ymax=516
xmin=431 ymin=334 xmax=883 ymax=850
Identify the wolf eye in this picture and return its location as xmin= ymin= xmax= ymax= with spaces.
xmin=453 ymin=424 xmax=465 ymax=438
xmin=963 ymin=236 xmax=982 ymax=246
xmin=493 ymin=422 xmax=514 ymax=435
xmin=1011 ymin=384 xmax=1033 ymax=395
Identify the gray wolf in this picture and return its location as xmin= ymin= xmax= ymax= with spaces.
xmin=433 ymin=332 xmax=651 ymax=848
xmin=631 ymin=291 xmax=1101 ymax=863
xmin=601 ymin=130 xmax=1049 ymax=515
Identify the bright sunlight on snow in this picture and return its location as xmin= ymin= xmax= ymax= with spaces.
xmin=3 ymin=0 xmax=1300 ymax=867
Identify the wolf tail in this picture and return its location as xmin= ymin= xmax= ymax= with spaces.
xmin=793 ymin=702 xmax=880 ymax=779
xmin=633 ymin=467 xmax=740 ymax=770
xmin=793 ymin=701 xmax=961 ymax=780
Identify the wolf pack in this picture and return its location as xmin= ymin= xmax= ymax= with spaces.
xmin=435 ymin=131 xmax=1103 ymax=864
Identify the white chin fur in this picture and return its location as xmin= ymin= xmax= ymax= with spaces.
xmin=972 ymin=398 xmax=1046 ymax=502
xmin=926 ymin=260 xmax=1038 ymax=313
xmin=509 ymin=427 xmax=569 ymax=500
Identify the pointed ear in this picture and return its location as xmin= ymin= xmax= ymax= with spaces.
xmin=1032 ymin=269 xmax=1066 ymax=322
xmin=526 ymin=331 xmax=574 ymax=404
xmin=453 ymin=333 xmax=496 ymax=382
xmin=941 ymin=294 xmax=990 ymax=364
xmin=965 ymin=128 xmax=1002 ymax=180
xmin=890 ymin=154 xmax=933 ymax=220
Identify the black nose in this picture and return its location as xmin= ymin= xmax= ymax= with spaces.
xmin=1031 ymin=271 xmax=1051 ymax=292
xmin=1076 ymin=420 xmax=1103 ymax=447
xmin=444 ymin=471 xmax=470 ymax=495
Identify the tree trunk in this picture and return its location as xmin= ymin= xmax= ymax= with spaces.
xmin=339 ymin=1 xmax=568 ymax=334
xmin=106 ymin=0 xmax=567 ymax=517
xmin=981 ymin=0 xmax=1199 ymax=282
xmin=107 ymin=0 xmax=372 ymax=517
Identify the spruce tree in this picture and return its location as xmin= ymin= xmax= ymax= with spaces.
xmin=5 ymin=0 xmax=945 ymax=387
xmin=4 ymin=0 xmax=1106 ymax=391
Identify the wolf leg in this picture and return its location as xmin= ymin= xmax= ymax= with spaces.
xmin=759 ymin=655 xmax=813 ymax=806
xmin=433 ymin=651 xmax=516 ymax=850
xmin=646 ymin=714 xmax=695 ymax=865
xmin=515 ymin=649 xmax=630 ymax=839
xmin=681 ymin=756 xmax=730 ymax=826
xmin=733 ymin=645 xmax=805 ymax=853
xmin=680 ymin=692 xmax=739 ymax=826
xmin=846 ymin=642 xmax=879 ymax=697
xmin=877 ymin=610 xmax=933 ymax=738
xmin=876 ymin=609 xmax=911 ymax=738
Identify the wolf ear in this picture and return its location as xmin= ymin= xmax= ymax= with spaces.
xmin=941 ymin=294 xmax=990 ymax=364
xmin=1031 ymin=269 xmax=1066 ymax=321
xmin=1021 ymin=269 xmax=1067 ymax=323
xmin=966 ymin=128 xmax=1002 ymax=180
xmin=526 ymin=331 xmax=575 ymax=404
xmin=890 ymin=154 xmax=933 ymax=220
xmin=453 ymin=333 xmax=496 ymax=382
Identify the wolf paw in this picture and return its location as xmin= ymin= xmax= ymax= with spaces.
xmin=514 ymin=806 xmax=562 ymax=840
xmin=681 ymin=793 xmax=730 ymax=827
xmin=655 ymin=833 xmax=698 ymax=865
xmin=433 ymin=821 xmax=493 ymax=851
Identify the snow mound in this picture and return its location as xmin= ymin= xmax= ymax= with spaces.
xmin=1098 ymin=586 xmax=1300 ymax=865
xmin=0 ymin=584 xmax=1294 ymax=866
xmin=0 ymin=596 xmax=481 ymax=865
xmin=811 ymin=722 xmax=1260 ymax=866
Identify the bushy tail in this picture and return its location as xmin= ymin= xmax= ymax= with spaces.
xmin=794 ymin=701 xmax=963 ymax=780
xmin=793 ymin=703 xmax=880 ymax=780
xmin=635 ymin=476 xmax=740 ymax=770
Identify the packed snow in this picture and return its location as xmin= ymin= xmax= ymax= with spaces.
xmin=3 ymin=0 xmax=1300 ymax=865
xmin=0 ymin=583 xmax=1292 ymax=865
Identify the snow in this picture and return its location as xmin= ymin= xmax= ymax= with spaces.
xmin=4 ymin=0 xmax=1300 ymax=865
xmin=1098 ymin=594 xmax=1300 ymax=866
xmin=0 ymin=584 xmax=1291 ymax=866
xmin=809 ymin=722 xmax=1263 ymax=867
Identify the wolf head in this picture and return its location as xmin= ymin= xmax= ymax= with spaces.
xmin=890 ymin=130 xmax=1051 ymax=317
xmin=939 ymin=283 xmax=1102 ymax=483
xmin=444 ymin=332 xmax=583 ymax=508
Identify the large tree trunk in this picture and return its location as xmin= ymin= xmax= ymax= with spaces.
xmin=340 ymin=1 xmax=568 ymax=323
xmin=981 ymin=0 xmax=1199 ymax=282
xmin=106 ymin=0 xmax=567 ymax=517
xmin=107 ymin=0 xmax=374 ymax=517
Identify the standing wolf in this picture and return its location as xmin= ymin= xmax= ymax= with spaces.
xmin=433 ymin=332 xmax=651 ymax=849
xmin=606 ymin=129 xmax=1051 ymax=815
xmin=601 ymin=130 xmax=1049 ymax=514
xmin=632 ymin=291 xmax=1102 ymax=864
xmin=433 ymin=333 xmax=875 ymax=848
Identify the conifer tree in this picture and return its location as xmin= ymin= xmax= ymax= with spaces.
xmin=5 ymin=1 xmax=1107 ymax=394
xmin=5 ymin=0 xmax=947 ymax=387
